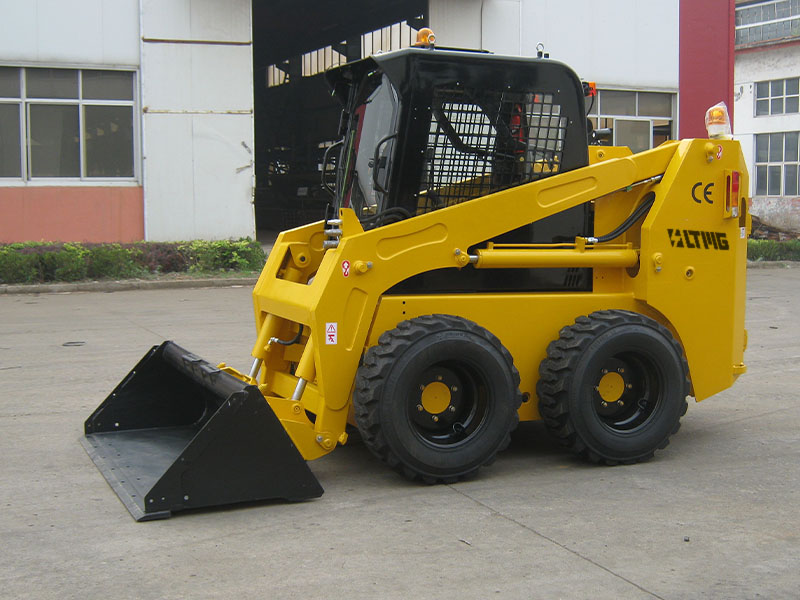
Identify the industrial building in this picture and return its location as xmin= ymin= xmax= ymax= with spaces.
xmin=0 ymin=0 xmax=733 ymax=243
xmin=734 ymin=0 xmax=800 ymax=231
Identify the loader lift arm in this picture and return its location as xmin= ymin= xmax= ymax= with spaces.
xmin=246 ymin=138 xmax=748 ymax=465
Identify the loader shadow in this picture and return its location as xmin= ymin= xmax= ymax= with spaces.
xmin=497 ymin=420 xmax=596 ymax=473
xmin=135 ymin=423 xmax=591 ymax=520
xmin=508 ymin=420 xmax=565 ymax=456
xmin=149 ymin=415 xmax=701 ymax=520
xmin=312 ymin=420 xmax=589 ymax=493
xmin=159 ymin=495 xmax=322 ymax=520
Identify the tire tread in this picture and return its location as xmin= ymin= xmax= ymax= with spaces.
xmin=354 ymin=314 xmax=522 ymax=483
xmin=537 ymin=310 xmax=690 ymax=465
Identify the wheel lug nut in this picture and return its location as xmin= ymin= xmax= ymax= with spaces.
xmin=600 ymin=401 xmax=608 ymax=407
xmin=451 ymin=386 xmax=458 ymax=392
xmin=618 ymin=368 xmax=625 ymax=373
xmin=449 ymin=405 xmax=456 ymax=412
xmin=626 ymin=383 xmax=633 ymax=389
xmin=601 ymin=369 xmax=608 ymax=374
xmin=420 ymin=385 xmax=425 ymax=391
xmin=619 ymin=400 xmax=625 ymax=407
xmin=436 ymin=375 xmax=443 ymax=381
xmin=416 ymin=404 xmax=423 ymax=412
xmin=432 ymin=415 xmax=439 ymax=422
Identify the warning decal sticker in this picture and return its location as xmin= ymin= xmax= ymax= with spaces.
xmin=326 ymin=322 xmax=338 ymax=345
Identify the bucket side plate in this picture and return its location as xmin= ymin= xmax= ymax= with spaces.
xmin=82 ymin=342 xmax=323 ymax=521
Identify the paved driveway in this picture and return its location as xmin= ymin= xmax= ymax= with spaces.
xmin=1 ymin=269 xmax=798 ymax=599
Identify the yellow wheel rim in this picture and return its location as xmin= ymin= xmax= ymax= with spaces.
xmin=598 ymin=372 xmax=625 ymax=403
xmin=420 ymin=381 xmax=452 ymax=414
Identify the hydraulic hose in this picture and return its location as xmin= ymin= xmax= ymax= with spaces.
xmin=592 ymin=192 xmax=656 ymax=244
xmin=360 ymin=206 xmax=413 ymax=229
xmin=271 ymin=324 xmax=304 ymax=347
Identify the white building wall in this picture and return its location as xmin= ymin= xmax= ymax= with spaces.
xmin=734 ymin=45 xmax=800 ymax=230
xmin=428 ymin=0 xmax=484 ymax=50
xmin=140 ymin=0 xmax=255 ymax=241
xmin=430 ymin=0 xmax=679 ymax=90
xmin=0 ymin=0 xmax=255 ymax=241
xmin=0 ymin=0 xmax=140 ymax=67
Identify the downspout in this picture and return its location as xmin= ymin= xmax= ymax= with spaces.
xmin=480 ymin=0 xmax=484 ymax=50
xmin=138 ymin=0 xmax=149 ymax=240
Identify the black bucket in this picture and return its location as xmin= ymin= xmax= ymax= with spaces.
xmin=81 ymin=341 xmax=323 ymax=521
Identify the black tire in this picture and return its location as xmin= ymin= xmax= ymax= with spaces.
xmin=354 ymin=315 xmax=522 ymax=483
xmin=537 ymin=310 xmax=689 ymax=465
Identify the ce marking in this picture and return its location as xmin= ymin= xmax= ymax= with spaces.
xmin=692 ymin=181 xmax=714 ymax=204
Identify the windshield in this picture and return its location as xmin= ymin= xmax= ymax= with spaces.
xmin=337 ymin=72 xmax=400 ymax=219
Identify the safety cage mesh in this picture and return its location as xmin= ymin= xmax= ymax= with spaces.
xmin=417 ymin=88 xmax=567 ymax=214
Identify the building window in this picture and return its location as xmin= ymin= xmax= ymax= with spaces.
xmin=735 ymin=0 xmax=800 ymax=46
xmin=0 ymin=66 xmax=136 ymax=180
xmin=755 ymin=132 xmax=800 ymax=196
xmin=267 ymin=18 xmax=422 ymax=87
xmin=755 ymin=77 xmax=800 ymax=115
xmin=587 ymin=90 xmax=674 ymax=153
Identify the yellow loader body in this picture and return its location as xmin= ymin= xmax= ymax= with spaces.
xmin=83 ymin=44 xmax=748 ymax=520
xmin=248 ymin=139 xmax=749 ymax=461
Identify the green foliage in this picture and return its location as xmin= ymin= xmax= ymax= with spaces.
xmin=747 ymin=239 xmax=800 ymax=261
xmin=186 ymin=239 xmax=266 ymax=272
xmin=87 ymin=244 xmax=145 ymax=279
xmin=0 ymin=238 xmax=266 ymax=284
xmin=0 ymin=242 xmax=88 ymax=282
xmin=133 ymin=242 xmax=192 ymax=273
xmin=40 ymin=243 xmax=89 ymax=281
xmin=0 ymin=245 xmax=41 ymax=284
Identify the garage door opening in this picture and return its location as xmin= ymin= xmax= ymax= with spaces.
xmin=251 ymin=0 xmax=427 ymax=242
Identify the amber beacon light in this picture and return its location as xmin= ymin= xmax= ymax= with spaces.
xmin=705 ymin=102 xmax=732 ymax=139
xmin=414 ymin=27 xmax=436 ymax=47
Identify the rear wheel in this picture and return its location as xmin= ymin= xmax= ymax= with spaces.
xmin=537 ymin=310 xmax=689 ymax=464
xmin=354 ymin=315 xmax=522 ymax=483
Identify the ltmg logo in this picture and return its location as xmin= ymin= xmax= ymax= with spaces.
xmin=667 ymin=229 xmax=729 ymax=250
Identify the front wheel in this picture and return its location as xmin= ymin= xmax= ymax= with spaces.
xmin=537 ymin=310 xmax=690 ymax=464
xmin=354 ymin=315 xmax=522 ymax=483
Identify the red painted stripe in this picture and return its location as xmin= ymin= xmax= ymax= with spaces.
xmin=736 ymin=38 xmax=800 ymax=55
xmin=679 ymin=0 xmax=735 ymax=138
xmin=0 ymin=186 xmax=144 ymax=243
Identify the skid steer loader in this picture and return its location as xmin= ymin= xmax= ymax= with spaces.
xmin=83 ymin=40 xmax=750 ymax=520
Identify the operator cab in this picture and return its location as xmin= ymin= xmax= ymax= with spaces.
xmin=324 ymin=46 xmax=590 ymax=230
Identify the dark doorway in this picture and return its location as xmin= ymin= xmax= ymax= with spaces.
xmin=251 ymin=0 xmax=427 ymax=237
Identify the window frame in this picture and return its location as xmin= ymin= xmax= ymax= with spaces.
xmin=0 ymin=100 xmax=23 ymax=178
xmin=612 ymin=118 xmax=654 ymax=154
xmin=0 ymin=65 xmax=139 ymax=185
xmin=735 ymin=0 xmax=800 ymax=46
xmin=754 ymin=131 xmax=800 ymax=197
xmin=755 ymin=76 xmax=800 ymax=116
xmin=586 ymin=89 xmax=675 ymax=153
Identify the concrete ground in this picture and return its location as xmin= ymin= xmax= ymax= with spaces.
xmin=0 ymin=268 xmax=798 ymax=599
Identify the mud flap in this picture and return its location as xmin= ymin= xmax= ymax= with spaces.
xmin=81 ymin=341 xmax=323 ymax=521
